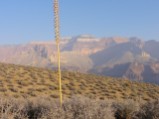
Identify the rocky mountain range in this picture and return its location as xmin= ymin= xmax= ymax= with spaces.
xmin=0 ymin=35 xmax=159 ymax=84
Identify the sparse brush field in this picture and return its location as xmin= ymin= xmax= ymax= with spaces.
xmin=0 ymin=63 xmax=159 ymax=101
xmin=0 ymin=63 xmax=159 ymax=119
xmin=0 ymin=96 xmax=159 ymax=119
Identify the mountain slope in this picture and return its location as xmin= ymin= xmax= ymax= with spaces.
xmin=0 ymin=63 xmax=159 ymax=101
xmin=0 ymin=35 xmax=159 ymax=84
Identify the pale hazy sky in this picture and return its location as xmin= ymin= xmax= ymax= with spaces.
xmin=0 ymin=0 xmax=159 ymax=44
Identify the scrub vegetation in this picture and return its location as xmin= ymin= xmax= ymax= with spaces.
xmin=0 ymin=63 xmax=159 ymax=118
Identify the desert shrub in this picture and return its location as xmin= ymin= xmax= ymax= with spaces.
xmin=133 ymin=99 xmax=159 ymax=119
xmin=17 ymin=85 xmax=22 ymax=88
xmin=0 ymin=98 xmax=27 ymax=119
xmin=99 ymin=97 xmax=105 ymax=100
xmin=112 ymin=100 xmax=139 ymax=119
xmin=35 ymin=88 xmax=43 ymax=92
xmin=0 ymin=88 xmax=7 ymax=92
xmin=3 ymin=96 xmax=159 ymax=119
xmin=27 ymin=92 xmax=36 ymax=97
xmin=0 ymin=97 xmax=115 ymax=119
xmin=49 ymin=85 xmax=57 ymax=90
xmin=24 ymin=99 xmax=51 ymax=119
xmin=50 ymin=94 xmax=59 ymax=98
xmin=47 ymin=96 xmax=115 ymax=119
xmin=13 ymin=94 xmax=19 ymax=98
xmin=9 ymin=87 xmax=18 ymax=93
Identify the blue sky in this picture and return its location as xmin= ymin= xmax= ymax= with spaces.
xmin=0 ymin=0 xmax=159 ymax=44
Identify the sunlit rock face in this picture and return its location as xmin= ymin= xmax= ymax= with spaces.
xmin=0 ymin=35 xmax=159 ymax=84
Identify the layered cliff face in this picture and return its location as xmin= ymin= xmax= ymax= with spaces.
xmin=0 ymin=35 xmax=159 ymax=84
